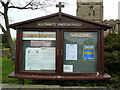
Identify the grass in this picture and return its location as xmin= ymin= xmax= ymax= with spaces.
xmin=1 ymin=56 xmax=31 ymax=84
xmin=1 ymin=56 xmax=18 ymax=84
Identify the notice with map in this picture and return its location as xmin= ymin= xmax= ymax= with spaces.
xmin=25 ymin=47 xmax=55 ymax=70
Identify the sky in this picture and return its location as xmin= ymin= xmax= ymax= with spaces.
xmin=0 ymin=0 xmax=120 ymax=38
xmin=119 ymin=1 xmax=120 ymax=19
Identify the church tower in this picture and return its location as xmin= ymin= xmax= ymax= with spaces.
xmin=76 ymin=0 xmax=103 ymax=22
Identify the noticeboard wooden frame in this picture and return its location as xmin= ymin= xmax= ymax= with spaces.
xmin=8 ymin=12 xmax=111 ymax=84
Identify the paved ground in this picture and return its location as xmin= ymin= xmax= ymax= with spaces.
xmin=0 ymin=84 xmax=117 ymax=90
xmin=1 ymin=84 xmax=60 ymax=88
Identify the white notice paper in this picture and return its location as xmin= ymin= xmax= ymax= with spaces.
xmin=63 ymin=65 xmax=73 ymax=72
xmin=66 ymin=44 xmax=77 ymax=60
xmin=40 ymin=48 xmax=55 ymax=70
xmin=25 ymin=47 xmax=55 ymax=70
xmin=25 ymin=48 xmax=42 ymax=70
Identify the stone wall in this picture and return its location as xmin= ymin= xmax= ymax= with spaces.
xmin=103 ymin=19 xmax=120 ymax=35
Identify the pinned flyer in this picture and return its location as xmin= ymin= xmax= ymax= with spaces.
xmin=83 ymin=45 xmax=95 ymax=62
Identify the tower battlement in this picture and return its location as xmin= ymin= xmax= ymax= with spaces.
xmin=103 ymin=19 xmax=120 ymax=35
xmin=103 ymin=19 xmax=120 ymax=23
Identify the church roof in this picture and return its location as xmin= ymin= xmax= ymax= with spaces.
xmin=9 ymin=12 xmax=111 ymax=30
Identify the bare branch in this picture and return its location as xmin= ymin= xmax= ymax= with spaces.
xmin=0 ymin=23 xmax=6 ymax=34
xmin=24 ymin=0 xmax=34 ymax=8
xmin=8 ymin=0 xmax=57 ymax=10
xmin=0 ymin=0 xmax=3 ymax=3
xmin=6 ymin=0 xmax=10 ymax=5
xmin=8 ymin=5 xmax=35 ymax=10
xmin=8 ymin=0 xmax=37 ymax=10
xmin=1 ymin=1 xmax=5 ymax=6
xmin=0 ymin=10 xmax=3 ymax=15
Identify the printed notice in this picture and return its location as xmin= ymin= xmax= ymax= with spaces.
xmin=40 ymin=47 xmax=55 ymax=70
xmin=83 ymin=45 xmax=95 ymax=61
xmin=63 ymin=65 xmax=73 ymax=72
xmin=31 ymin=40 xmax=51 ymax=47
xmin=25 ymin=47 xmax=55 ymax=70
xmin=25 ymin=48 xmax=42 ymax=70
xmin=23 ymin=32 xmax=56 ymax=40
xmin=66 ymin=44 xmax=77 ymax=60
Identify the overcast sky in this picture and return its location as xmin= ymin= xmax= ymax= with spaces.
xmin=0 ymin=0 xmax=120 ymax=38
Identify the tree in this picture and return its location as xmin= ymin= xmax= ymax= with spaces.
xmin=0 ymin=0 xmax=57 ymax=60
xmin=104 ymin=33 xmax=120 ymax=74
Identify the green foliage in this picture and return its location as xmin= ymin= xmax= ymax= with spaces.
xmin=104 ymin=33 xmax=120 ymax=73
xmin=1 ymin=56 xmax=18 ymax=84
xmin=2 ymin=43 xmax=10 ymax=48
xmin=1 ymin=34 xmax=10 ymax=48
xmin=0 ymin=34 xmax=16 ymax=48
xmin=104 ymin=33 xmax=120 ymax=88
xmin=1 ymin=56 xmax=31 ymax=84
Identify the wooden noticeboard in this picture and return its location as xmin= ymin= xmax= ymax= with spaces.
xmin=8 ymin=3 xmax=111 ymax=84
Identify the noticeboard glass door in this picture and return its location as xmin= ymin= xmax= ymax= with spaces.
xmin=22 ymin=31 xmax=56 ymax=72
xmin=63 ymin=32 xmax=98 ymax=73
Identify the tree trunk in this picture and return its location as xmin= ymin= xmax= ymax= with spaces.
xmin=3 ymin=3 xmax=15 ymax=60
xmin=5 ymin=31 xmax=15 ymax=60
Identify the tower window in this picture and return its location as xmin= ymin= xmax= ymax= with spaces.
xmin=93 ymin=11 xmax=95 ymax=16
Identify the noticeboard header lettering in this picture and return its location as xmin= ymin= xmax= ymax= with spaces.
xmin=38 ymin=23 xmax=82 ymax=27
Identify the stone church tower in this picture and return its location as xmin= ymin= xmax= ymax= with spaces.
xmin=76 ymin=0 xmax=103 ymax=22
xmin=76 ymin=0 xmax=120 ymax=35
